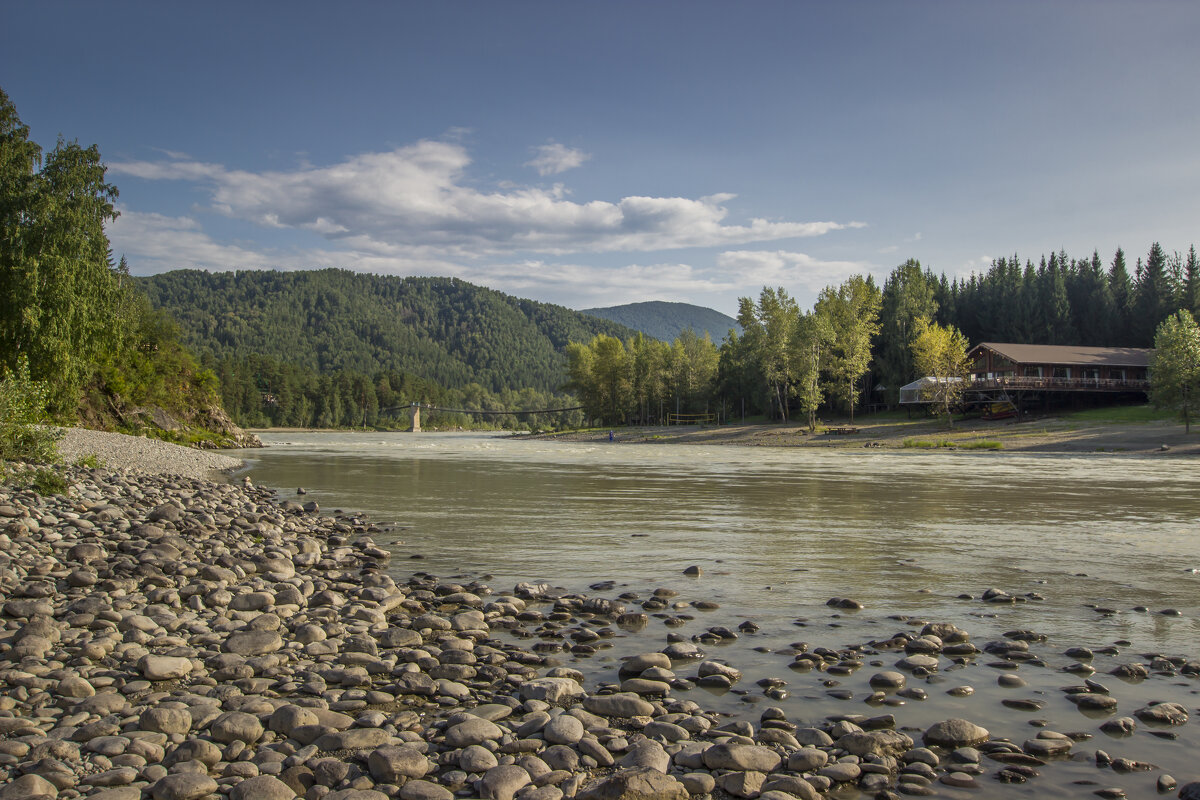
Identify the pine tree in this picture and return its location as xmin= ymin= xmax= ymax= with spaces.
xmin=1133 ymin=242 xmax=1173 ymax=346
xmin=1108 ymin=248 xmax=1133 ymax=345
xmin=876 ymin=260 xmax=937 ymax=403
xmin=1185 ymin=246 xmax=1200 ymax=322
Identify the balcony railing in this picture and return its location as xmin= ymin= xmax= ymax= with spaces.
xmin=967 ymin=376 xmax=1149 ymax=392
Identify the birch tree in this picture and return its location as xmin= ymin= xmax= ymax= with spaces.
xmin=1150 ymin=310 xmax=1200 ymax=433
xmin=818 ymin=275 xmax=882 ymax=422
xmin=736 ymin=288 xmax=800 ymax=421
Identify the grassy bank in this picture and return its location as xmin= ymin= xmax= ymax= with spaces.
xmin=532 ymin=404 xmax=1198 ymax=456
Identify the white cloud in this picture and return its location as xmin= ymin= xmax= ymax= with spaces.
xmin=524 ymin=142 xmax=590 ymax=176
xmin=110 ymin=140 xmax=860 ymax=257
xmin=110 ymin=160 xmax=224 ymax=181
xmin=110 ymin=209 xmax=881 ymax=316
xmin=464 ymin=260 xmax=736 ymax=307
xmin=108 ymin=208 xmax=737 ymax=309
xmin=108 ymin=210 xmax=273 ymax=270
xmin=107 ymin=209 xmax=460 ymax=276
xmin=716 ymin=250 xmax=877 ymax=293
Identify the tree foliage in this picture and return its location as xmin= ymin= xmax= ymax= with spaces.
xmin=0 ymin=89 xmax=122 ymax=413
xmin=0 ymin=86 xmax=226 ymax=439
xmin=1150 ymin=310 xmax=1200 ymax=432
xmin=736 ymin=288 xmax=801 ymax=421
xmin=875 ymin=260 xmax=937 ymax=404
xmin=564 ymin=330 xmax=719 ymax=425
xmin=0 ymin=356 xmax=61 ymax=462
xmin=817 ymin=275 xmax=882 ymax=422
xmin=910 ymin=317 xmax=971 ymax=427
xmin=137 ymin=269 xmax=638 ymax=402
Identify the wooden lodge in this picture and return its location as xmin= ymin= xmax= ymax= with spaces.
xmin=966 ymin=343 xmax=1151 ymax=393
xmin=899 ymin=342 xmax=1152 ymax=416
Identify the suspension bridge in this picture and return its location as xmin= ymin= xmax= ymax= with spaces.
xmin=380 ymin=402 xmax=584 ymax=431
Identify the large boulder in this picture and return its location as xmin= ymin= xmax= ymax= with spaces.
xmin=368 ymin=745 xmax=430 ymax=782
xmin=838 ymin=730 xmax=914 ymax=758
xmin=702 ymin=742 xmax=782 ymax=773
xmin=578 ymin=767 xmax=689 ymax=800
xmin=518 ymin=677 xmax=585 ymax=706
xmin=923 ymin=718 xmax=989 ymax=748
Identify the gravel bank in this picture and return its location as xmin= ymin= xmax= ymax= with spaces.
xmin=55 ymin=428 xmax=244 ymax=480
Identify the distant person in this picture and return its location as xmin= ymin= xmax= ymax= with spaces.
xmin=608 ymin=430 xmax=614 ymax=442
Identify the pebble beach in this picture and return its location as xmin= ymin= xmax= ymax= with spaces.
xmin=1 ymin=434 xmax=1198 ymax=800
xmin=55 ymin=430 xmax=245 ymax=481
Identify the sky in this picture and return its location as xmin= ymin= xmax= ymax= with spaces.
xmin=3 ymin=1 xmax=1198 ymax=317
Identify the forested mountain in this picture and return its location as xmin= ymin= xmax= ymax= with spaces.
xmin=580 ymin=301 xmax=740 ymax=342
xmin=135 ymin=269 xmax=639 ymax=428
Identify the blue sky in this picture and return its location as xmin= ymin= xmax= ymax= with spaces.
xmin=3 ymin=1 xmax=1198 ymax=316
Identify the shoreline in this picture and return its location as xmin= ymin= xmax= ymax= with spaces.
xmin=247 ymin=415 xmax=1200 ymax=457
xmin=526 ymin=415 xmax=1200 ymax=457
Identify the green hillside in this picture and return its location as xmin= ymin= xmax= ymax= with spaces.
xmin=135 ymin=269 xmax=639 ymax=428
xmin=581 ymin=300 xmax=739 ymax=342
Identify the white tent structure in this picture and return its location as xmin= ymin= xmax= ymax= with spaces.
xmin=898 ymin=376 xmax=962 ymax=405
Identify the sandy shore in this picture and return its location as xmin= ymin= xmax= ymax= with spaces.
xmin=54 ymin=427 xmax=245 ymax=479
xmin=530 ymin=415 xmax=1200 ymax=456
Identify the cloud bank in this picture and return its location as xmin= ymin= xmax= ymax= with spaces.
xmin=107 ymin=138 xmax=871 ymax=310
xmin=110 ymin=140 xmax=859 ymax=258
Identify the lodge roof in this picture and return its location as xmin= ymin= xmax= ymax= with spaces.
xmin=969 ymin=342 xmax=1152 ymax=368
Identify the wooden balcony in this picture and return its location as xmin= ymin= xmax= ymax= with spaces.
xmin=967 ymin=376 xmax=1149 ymax=393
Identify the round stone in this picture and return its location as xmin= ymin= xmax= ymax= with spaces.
xmin=230 ymin=775 xmax=296 ymax=800
xmin=923 ymin=719 xmax=990 ymax=748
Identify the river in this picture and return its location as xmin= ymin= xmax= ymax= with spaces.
xmin=240 ymin=431 xmax=1200 ymax=795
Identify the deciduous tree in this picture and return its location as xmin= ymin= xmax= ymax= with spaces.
xmin=1150 ymin=310 xmax=1200 ymax=433
xmin=910 ymin=317 xmax=971 ymax=427
xmin=818 ymin=275 xmax=882 ymax=422
xmin=737 ymin=288 xmax=800 ymax=421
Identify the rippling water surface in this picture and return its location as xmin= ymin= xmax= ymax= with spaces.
xmin=241 ymin=432 xmax=1200 ymax=796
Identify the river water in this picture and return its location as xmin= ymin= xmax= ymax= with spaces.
xmin=240 ymin=432 xmax=1200 ymax=795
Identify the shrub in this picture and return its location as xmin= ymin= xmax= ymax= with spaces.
xmin=0 ymin=356 xmax=62 ymax=463
xmin=30 ymin=468 xmax=68 ymax=495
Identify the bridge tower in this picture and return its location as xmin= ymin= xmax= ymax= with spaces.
xmin=409 ymin=402 xmax=421 ymax=432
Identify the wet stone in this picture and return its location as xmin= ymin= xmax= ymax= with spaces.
xmin=923 ymin=718 xmax=989 ymax=748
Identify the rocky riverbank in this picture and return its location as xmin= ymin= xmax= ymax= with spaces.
xmin=55 ymin=430 xmax=245 ymax=481
xmin=1 ymin=464 xmax=1198 ymax=800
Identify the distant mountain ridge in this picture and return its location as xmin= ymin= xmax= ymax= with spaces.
xmin=580 ymin=301 xmax=740 ymax=342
